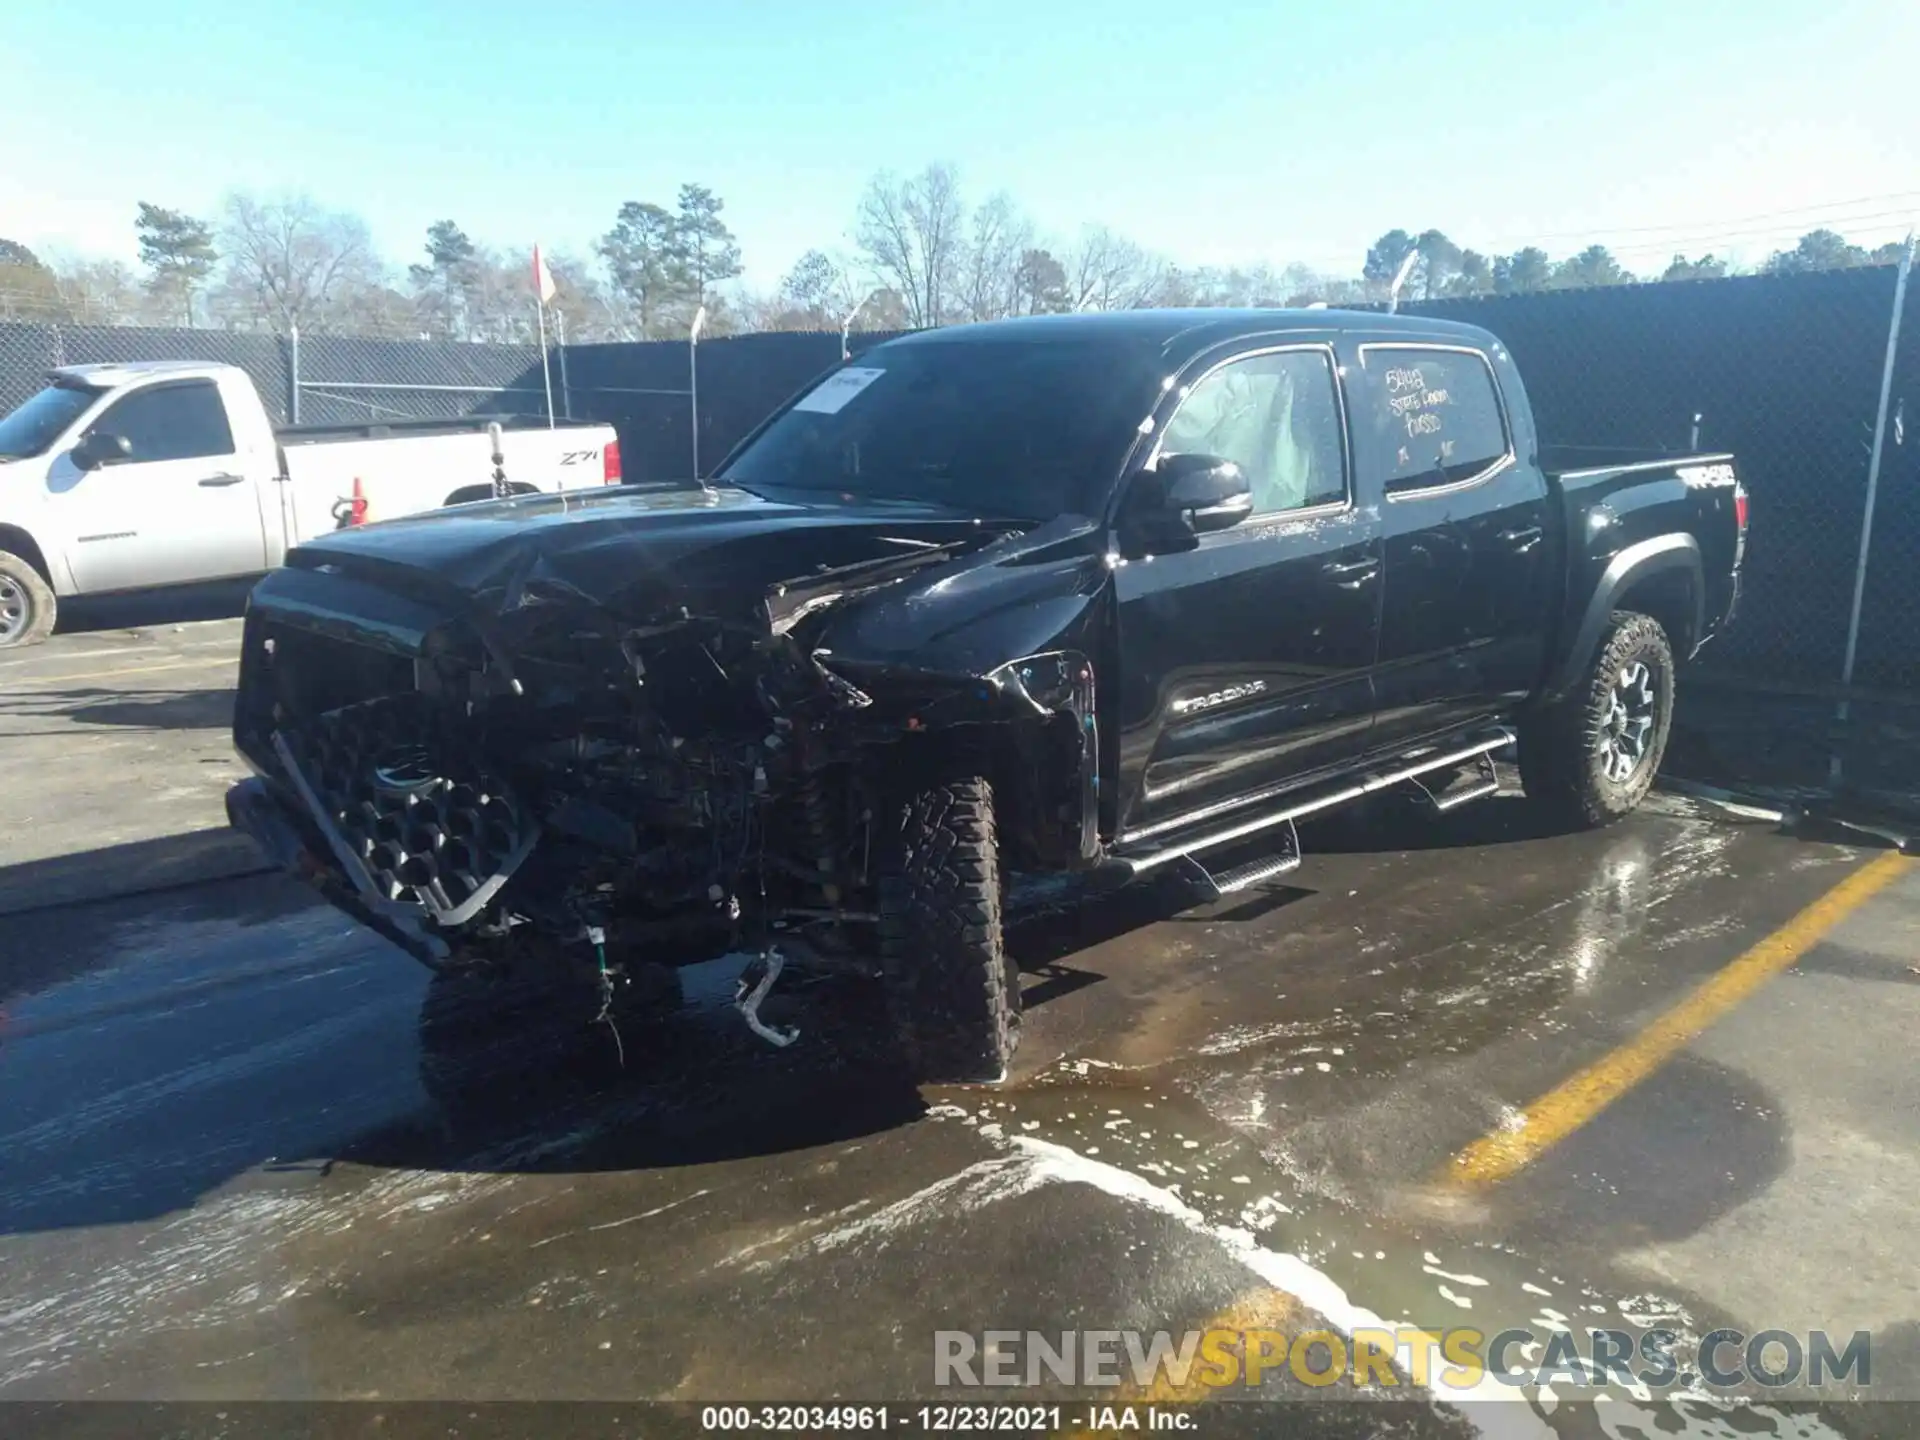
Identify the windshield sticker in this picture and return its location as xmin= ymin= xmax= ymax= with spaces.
xmin=793 ymin=366 xmax=886 ymax=415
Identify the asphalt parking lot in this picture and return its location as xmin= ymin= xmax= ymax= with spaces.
xmin=0 ymin=603 xmax=253 ymax=911
xmin=2 ymin=619 xmax=1917 ymax=1438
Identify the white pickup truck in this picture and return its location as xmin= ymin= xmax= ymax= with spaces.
xmin=0 ymin=360 xmax=622 ymax=647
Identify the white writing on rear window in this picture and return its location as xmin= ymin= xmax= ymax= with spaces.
xmin=1383 ymin=366 xmax=1454 ymax=437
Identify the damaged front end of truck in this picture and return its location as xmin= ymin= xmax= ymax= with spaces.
xmin=226 ymin=492 xmax=1111 ymax=1059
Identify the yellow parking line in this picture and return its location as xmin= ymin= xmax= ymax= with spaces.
xmin=2 ymin=656 xmax=238 ymax=688
xmin=1059 ymin=1288 xmax=1304 ymax=1435
xmin=1444 ymin=847 xmax=1914 ymax=1188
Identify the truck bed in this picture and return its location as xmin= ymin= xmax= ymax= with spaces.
xmin=275 ymin=418 xmax=617 ymax=546
xmin=1541 ymin=448 xmax=1744 ymax=688
xmin=277 ymin=414 xmax=588 ymax=446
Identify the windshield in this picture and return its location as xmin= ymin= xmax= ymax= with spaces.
xmin=717 ymin=338 xmax=1161 ymax=521
xmin=0 ymin=382 xmax=101 ymax=460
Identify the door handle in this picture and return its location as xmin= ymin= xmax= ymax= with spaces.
xmin=1321 ymin=556 xmax=1380 ymax=589
xmin=199 ymin=472 xmax=246 ymax=487
xmin=1499 ymin=525 xmax=1543 ymax=551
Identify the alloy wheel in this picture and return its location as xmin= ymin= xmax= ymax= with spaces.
xmin=1598 ymin=660 xmax=1657 ymax=784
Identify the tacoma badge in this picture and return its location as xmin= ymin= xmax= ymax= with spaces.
xmin=1172 ymin=680 xmax=1269 ymax=715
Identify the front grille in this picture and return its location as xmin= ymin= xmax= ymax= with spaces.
xmin=276 ymin=695 xmax=538 ymax=928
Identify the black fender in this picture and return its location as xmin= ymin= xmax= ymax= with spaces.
xmin=1548 ymin=533 xmax=1704 ymax=700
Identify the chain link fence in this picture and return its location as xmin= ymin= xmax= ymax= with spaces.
xmin=286 ymin=330 xmax=549 ymax=426
xmin=0 ymin=321 xmax=290 ymax=420
xmin=0 ymin=322 xmax=552 ymax=428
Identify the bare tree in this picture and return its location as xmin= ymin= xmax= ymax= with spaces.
xmin=50 ymin=256 xmax=145 ymax=324
xmin=854 ymin=164 xmax=965 ymax=328
xmin=1182 ymin=264 xmax=1288 ymax=307
xmin=1278 ymin=262 xmax=1365 ymax=306
xmin=213 ymin=192 xmax=383 ymax=333
xmin=735 ymin=249 xmax=858 ymax=331
xmin=329 ymin=281 xmax=418 ymax=339
xmin=958 ymin=193 xmax=1032 ymax=322
xmin=1065 ymin=225 xmax=1160 ymax=310
xmin=0 ymin=239 xmax=68 ymax=321
xmin=542 ymin=251 xmax=624 ymax=342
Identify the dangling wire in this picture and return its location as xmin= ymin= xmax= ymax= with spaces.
xmin=587 ymin=924 xmax=624 ymax=1068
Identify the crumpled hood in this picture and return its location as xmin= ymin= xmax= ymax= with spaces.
xmin=284 ymin=483 xmax=1022 ymax=620
xmin=264 ymin=482 xmax=1117 ymax=695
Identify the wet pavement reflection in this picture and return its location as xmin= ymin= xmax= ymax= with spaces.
xmin=0 ymin=786 xmax=1896 ymax=1436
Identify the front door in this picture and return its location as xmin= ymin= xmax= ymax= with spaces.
xmin=1348 ymin=343 xmax=1551 ymax=751
xmin=55 ymin=379 xmax=268 ymax=592
xmin=1113 ymin=343 xmax=1382 ymax=841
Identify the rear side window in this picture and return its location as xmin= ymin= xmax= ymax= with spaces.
xmin=1358 ymin=346 xmax=1508 ymax=493
xmin=91 ymin=381 xmax=235 ymax=463
xmin=1158 ymin=348 xmax=1347 ymax=514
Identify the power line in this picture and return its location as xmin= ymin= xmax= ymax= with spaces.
xmin=1255 ymin=192 xmax=1918 ymax=276
xmin=1261 ymin=202 xmax=1915 ymax=278
xmin=1467 ymin=190 xmax=1920 ymax=248
xmin=1601 ymin=210 xmax=1917 ymax=258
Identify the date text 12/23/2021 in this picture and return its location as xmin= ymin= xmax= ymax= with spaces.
xmin=699 ymin=1406 xmax=1196 ymax=1431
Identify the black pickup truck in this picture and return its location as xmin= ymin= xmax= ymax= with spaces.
xmin=226 ymin=310 xmax=1746 ymax=1082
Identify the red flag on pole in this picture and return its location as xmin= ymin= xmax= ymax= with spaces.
xmin=532 ymin=244 xmax=556 ymax=305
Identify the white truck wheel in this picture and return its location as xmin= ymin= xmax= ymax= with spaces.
xmin=0 ymin=551 xmax=56 ymax=649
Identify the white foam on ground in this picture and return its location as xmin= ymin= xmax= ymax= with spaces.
xmin=995 ymin=1135 xmax=1844 ymax=1440
xmin=1007 ymin=1137 xmax=1552 ymax=1438
xmin=744 ymin=1156 xmax=1047 ymax=1271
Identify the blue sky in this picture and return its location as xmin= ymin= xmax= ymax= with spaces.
xmin=3 ymin=0 xmax=1915 ymax=287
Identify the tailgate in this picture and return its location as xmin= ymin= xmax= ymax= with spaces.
xmin=281 ymin=424 xmax=616 ymax=541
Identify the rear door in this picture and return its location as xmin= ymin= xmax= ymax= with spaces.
xmin=55 ymin=380 xmax=269 ymax=591
xmin=1349 ymin=342 xmax=1551 ymax=750
xmin=1113 ymin=342 xmax=1383 ymax=840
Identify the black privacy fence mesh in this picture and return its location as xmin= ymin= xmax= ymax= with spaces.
xmin=560 ymin=330 xmax=904 ymax=483
xmin=286 ymin=334 xmax=549 ymax=425
xmin=1 ymin=271 xmax=1912 ymax=695
xmin=1399 ymin=267 xmax=1918 ymax=696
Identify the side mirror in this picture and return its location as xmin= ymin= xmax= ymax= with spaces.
xmin=1125 ymin=452 xmax=1253 ymax=552
xmin=72 ymin=431 xmax=133 ymax=471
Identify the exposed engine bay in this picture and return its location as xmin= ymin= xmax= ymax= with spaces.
xmin=233 ymin=526 xmax=1103 ymax=1048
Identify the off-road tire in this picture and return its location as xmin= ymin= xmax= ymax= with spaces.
xmin=877 ymin=775 xmax=1020 ymax=1084
xmin=1519 ymin=611 xmax=1675 ymax=829
xmin=0 ymin=551 xmax=56 ymax=649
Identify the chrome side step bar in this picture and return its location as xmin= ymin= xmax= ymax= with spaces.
xmin=1191 ymin=822 xmax=1303 ymax=898
xmin=1110 ymin=730 xmax=1514 ymax=880
xmin=1410 ymin=750 xmax=1501 ymax=812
